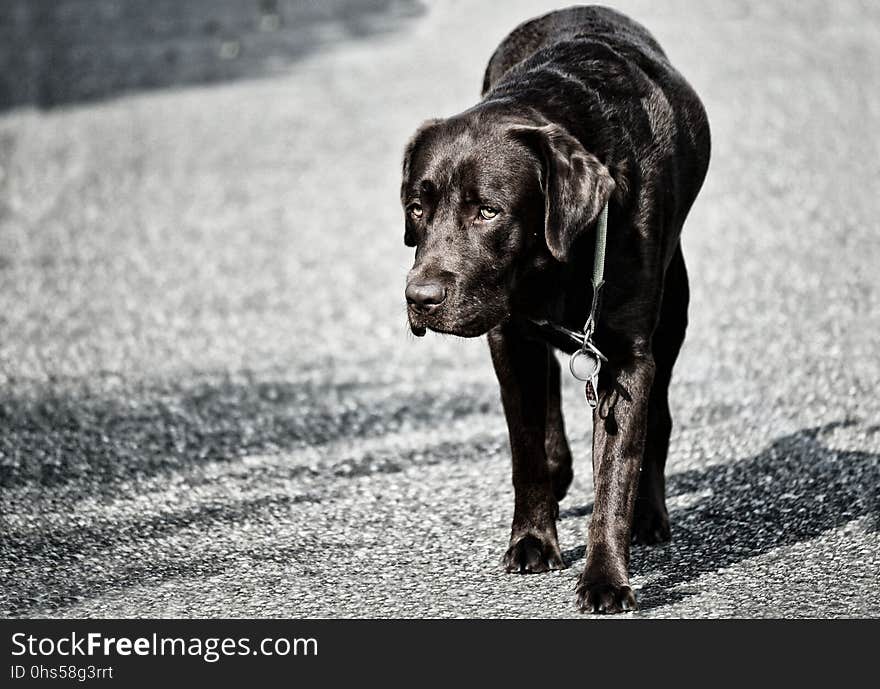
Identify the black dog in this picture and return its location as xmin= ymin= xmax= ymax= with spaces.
xmin=400 ymin=6 xmax=710 ymax=613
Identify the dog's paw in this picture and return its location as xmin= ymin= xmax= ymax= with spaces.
xmin=503 ymin=533 xmax=565 ymax=574
xmin=576 ymin=580 xmax=638 ymax=614
xmin=631 ymin=503 xmax=671 ymax=545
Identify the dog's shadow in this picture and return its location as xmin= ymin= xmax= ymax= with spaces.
xmin=559 ymin=421 xmax=880 ymax=611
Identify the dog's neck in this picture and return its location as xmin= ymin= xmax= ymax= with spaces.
xmin=524 ymin=201 xmax=609 ymax=356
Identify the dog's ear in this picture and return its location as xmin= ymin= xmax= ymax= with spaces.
xmin=401 ymin=118 xmax=443 ymax=247
xmin=509 ymin=124 xmax=615 ymax=262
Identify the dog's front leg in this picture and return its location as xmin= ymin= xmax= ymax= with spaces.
xmin=488 ymin=323 xmax=565 ymax=574
xmin=576 ymin=352 xmax=655 ymax=612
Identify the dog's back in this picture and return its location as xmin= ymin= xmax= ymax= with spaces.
xmin=482 ymin=5 xmax=710 ymax=231
xmin=482 ymin=5 xmax=667 ymax=93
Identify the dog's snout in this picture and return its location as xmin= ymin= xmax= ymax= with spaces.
xmin=406 ymin=280 xmax=447 ymax=312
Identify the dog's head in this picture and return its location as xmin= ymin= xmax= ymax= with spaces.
xmin=401 ymin=107 xmax=615 ymax=337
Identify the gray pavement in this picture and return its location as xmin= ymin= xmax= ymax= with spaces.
xmin=0 ymin=0 xmax=878 ymax=618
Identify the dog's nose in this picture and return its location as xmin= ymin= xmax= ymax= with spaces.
xmin=406 ymin=281 xmax=447 ymax=312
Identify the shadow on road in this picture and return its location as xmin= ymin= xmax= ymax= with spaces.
xmin=1 ymin=368 xmax=876 ymax=617
xmin=0 ymin=375 xmax=497 ymax=489
xmin=0 ymin=375 xmax=501 ymax=616
xmin=0 ymin=0 xmax=422 ymax=111
xmin=561 ymin=421 xmax=880 ymax=611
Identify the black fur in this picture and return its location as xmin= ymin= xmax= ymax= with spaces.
xmin=400 ymin=6 xmax=710 ymax=613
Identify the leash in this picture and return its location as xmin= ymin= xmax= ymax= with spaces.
xmin=568 ymin=201 xmax=609 ymax=407
xmin=527 ymin=202 xmax=609 ymax=408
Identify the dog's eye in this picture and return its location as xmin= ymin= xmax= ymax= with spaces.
xmin=479 ymin=206 xmax=499 ymax=220
xmin=408 ymin=203 xmax=423 ymax=219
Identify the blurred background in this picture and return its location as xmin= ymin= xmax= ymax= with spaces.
xmin=0 ymin=1 xmax=877 ymax=618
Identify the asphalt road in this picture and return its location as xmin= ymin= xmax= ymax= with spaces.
xmin=1 ymin=0 xmax=878 ymax=618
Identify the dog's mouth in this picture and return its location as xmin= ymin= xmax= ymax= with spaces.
xmin=407 ymin=305 xmax=503 ymax=339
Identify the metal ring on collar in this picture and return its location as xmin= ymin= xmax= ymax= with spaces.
xmin=569 ymin=348 xmax=601 ymax=382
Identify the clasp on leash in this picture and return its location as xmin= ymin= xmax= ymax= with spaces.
xmin=569 ymin=339 xmax=606 ymax=409
xmin=568 ymin=341 xmax=605 ymax=381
